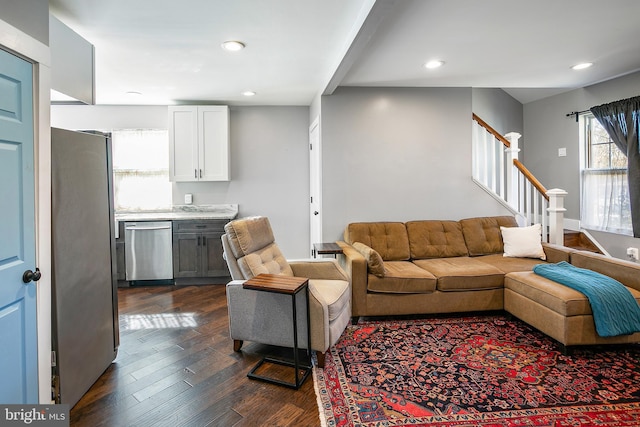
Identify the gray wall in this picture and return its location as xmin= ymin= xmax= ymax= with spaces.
xmin=472 ymin=88 xmax=525 ymax=158
xmin=320 ymin=86 xmax=511 ymax=241
xmin=51 ymin=104 xmax=311 ymax=258
xmin=1 ymin=0 xmax=49 ymax=45
xmin=524 ymin=70 xmax=640 ymax=256
xmin=175 ymin=106 xmax=310 ymax=257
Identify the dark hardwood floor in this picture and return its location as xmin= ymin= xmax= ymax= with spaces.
xmin=70 ymin=284 xmax=320 ymax=427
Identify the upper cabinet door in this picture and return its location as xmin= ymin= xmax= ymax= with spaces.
xmin=199 ymin=106 xmax=229 ymax=181
xmin=168 ymin=105 xmax=230 ymax=182
xmin=169 ymin=106 xmax=199 ymax=181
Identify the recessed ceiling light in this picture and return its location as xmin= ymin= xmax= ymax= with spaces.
xmin=571 ymin=62 xmax=593 ymax=70
xmin=242 ymin=91 xmax=256 ymax=97
xmin=222 ymin=41 xmax=246 ymax=52
xmin=424 ymin=60 xmax=445 ymax=69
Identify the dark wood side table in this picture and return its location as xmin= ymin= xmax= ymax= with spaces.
xmin=242 ymin=274 xmax=311 ymax=389
xmin=312 ymin=242 xmax=343 ymax=258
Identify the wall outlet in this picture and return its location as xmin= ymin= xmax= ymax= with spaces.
xmin=558 ymin=147 xmax=567 ymax=157
xmin=627 ymin=247 xmax=639 ymax=261
xmin=184 ymin=193 xmax=193 ymax=205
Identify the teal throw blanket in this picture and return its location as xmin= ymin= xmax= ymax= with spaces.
xmin=533 ymin=261 xmax=640 ymax=337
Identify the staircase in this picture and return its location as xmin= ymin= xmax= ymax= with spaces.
xmin=472 ymin=113 xmax=601 ymax=253
xmin=563 ymin=230 xmax=602 ymax=253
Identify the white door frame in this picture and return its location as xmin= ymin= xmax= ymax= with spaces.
xmin=309 ymin=116 xmax=322 ymax=254
xmin=0 ymin=18 xmax=53 ymax=403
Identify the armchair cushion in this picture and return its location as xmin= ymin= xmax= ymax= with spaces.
xmin=224 ymin=216 xmax=293 ymax=279
xmin=238 ymin=242 xmax=294 ymax=278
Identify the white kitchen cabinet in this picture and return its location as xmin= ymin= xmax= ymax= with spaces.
xmin=168 ymin=105 xmax=230 ymax=181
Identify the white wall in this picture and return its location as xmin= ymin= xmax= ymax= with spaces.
xmin=50 ymin=15 xmax=94 ymax=104
xmin=524 ymin=70 xmax=640 ymax=256
xmin=51 ymin=105 xmax=168 ymax=129
xmin=51 ymin=104 xmax=311 ymax=258
xmin=320 ymin=86 xmax=512 ymax=241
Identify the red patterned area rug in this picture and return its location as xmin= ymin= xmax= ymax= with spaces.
xmin=313 ymin=315 xmax=640 ymax=426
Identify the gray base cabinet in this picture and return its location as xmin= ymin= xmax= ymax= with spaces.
xmin=172 ymin=220 xmax=229 ymax=278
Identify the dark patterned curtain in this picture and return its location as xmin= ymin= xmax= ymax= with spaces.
xmin=590 ymin=96 xmax=640 ymax=237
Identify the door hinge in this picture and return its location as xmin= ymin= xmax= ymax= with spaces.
xmin=309 ymin=143 xmax=313 ymax=150
xmin=310 ymin=196 xmax=313 ymax=203
xmin=51 ymin=350 xmax=57 ymax=367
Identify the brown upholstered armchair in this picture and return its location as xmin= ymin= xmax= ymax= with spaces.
xmin=221 ymin=216 xmax=351 ymax=367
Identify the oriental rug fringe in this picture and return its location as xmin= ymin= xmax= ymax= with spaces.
xmin=313 ymin=315 xmax=640 ymax=426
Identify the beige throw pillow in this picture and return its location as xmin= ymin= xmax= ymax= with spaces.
xmin=352 ymin=242 xmax=386 ymax=277
xmin=500 ymin=224 xmax=546 ymax=260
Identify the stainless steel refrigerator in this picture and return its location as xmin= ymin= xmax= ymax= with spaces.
xmin=51 ymin=127 xmax=119 ymax=407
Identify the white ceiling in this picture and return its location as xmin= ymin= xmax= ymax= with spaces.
xmin=49 ymin=0 xmax=640 ymax=106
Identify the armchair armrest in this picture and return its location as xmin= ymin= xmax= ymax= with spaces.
xmin=288 ymin=259 xmax=348 ymax=281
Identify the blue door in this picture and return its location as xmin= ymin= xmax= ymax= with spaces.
xmin=0 ymin=48 xmax=38 ymax=403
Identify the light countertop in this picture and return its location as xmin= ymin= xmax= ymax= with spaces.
xmin=115 ymin=204 xmax=238 ymax=222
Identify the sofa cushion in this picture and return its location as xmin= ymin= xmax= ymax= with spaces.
xmin=406 ymin=220 xmax=468 ymax=259
xmin=367 ymin=261 xmax=437 ymax=294
xmin=570 ymin=250 xmax=640 ymax=290
xmin=352 ymin=242 xmax=386 ymax=277
xmin=345 ymin=222 xmax=410 ymax=261
xmin=460 ymin=216 xmax=518 ymax=256
xmin=412 ymin=257 xmax=504 ymax=291
xmin=501 ymin=224 xmax=546 ymax=260
xmin=505 ymin=271 xmax=593 ymax=317
xmin=477 ymin=253 xmax=546 ymax=274
xmin=505 ymin=271 xmax=640 ymax=317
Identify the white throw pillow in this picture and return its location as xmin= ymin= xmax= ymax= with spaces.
xmin=500 ymin=224 xmax=546 ymax=260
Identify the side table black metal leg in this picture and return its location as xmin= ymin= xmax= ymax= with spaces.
xmin=246 ymin=284 xmax=311 ymax=389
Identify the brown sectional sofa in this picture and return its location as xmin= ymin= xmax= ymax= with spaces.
xmin=338 ymin=215 xmax=640 ymax=349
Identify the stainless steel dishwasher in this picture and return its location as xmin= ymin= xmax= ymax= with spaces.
xmin=124 ymin=221 xmax=174 ymax=282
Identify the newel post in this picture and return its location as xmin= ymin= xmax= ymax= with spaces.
xmin=546 ymin=188 xmax=568 ymax=245
xmin=504 ymin=132 xmax=521 ymax=209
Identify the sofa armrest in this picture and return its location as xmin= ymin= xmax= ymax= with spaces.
xmin=288 ymin=259 xmax=348 ymax=281
xmin=337 ymin=241 xmax=367 ymax=317
xmin=542 ymin=242 xmax=575 ymax=263
xmin=571 ymin=250 xmax=640 ymax=292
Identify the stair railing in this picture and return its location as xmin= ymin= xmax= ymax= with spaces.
xmin=472 ymin=113 xmax=566 ymax=244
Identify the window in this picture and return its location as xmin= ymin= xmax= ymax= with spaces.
xmin=112 ymin=129 xmax=171 ymax=211
xmin=580 ymin=114 xmax=631 ymax=234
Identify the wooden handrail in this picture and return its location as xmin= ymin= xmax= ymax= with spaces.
xmin=513 ymin=159 xmax=549 ymax=200
xmin=472 ymin=113 xmax=510 ymax=148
